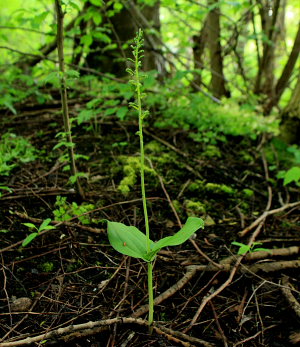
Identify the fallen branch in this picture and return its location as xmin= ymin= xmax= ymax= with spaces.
xmin=0 ymin=317 xmax=214 ymax=347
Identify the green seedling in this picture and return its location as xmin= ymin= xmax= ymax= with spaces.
xmin=231 ymin=241 xmax=270 ymax=255
xmin=107 ymin=30 xmax=204 ymax=328
xmin=53 ymin=195 xmax=96 ymax=224
xmin=22 ymin=218 xmax=56 ymax=247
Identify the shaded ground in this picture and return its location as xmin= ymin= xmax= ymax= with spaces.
xmin=0 ymin=99 xmax=300 ymax=347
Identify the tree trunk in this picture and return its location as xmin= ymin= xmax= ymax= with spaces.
xmin=264 ymin=22 xmax=300 ymax=114
xmin=192 ymin=18 xmax=209 ymax=88
xmin=207 ymin=0 xmax=229 ymax=99
xmin=280 ymin=73 xmax=300 ymax=144
xmin=254 ymin=0 xmax=281 ymax=98
xmin=85 ymin=1 xmax=164 ymax=77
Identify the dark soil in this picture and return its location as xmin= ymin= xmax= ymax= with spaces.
xmin=0 ymin=101 xmax=300 ymax=347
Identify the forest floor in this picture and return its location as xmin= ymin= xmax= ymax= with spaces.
xmin=0 ymin=97 xmax=300 ymax=347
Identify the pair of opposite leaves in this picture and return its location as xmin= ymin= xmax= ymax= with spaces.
xmin=107 ymin=217 xmax=204 ymax=262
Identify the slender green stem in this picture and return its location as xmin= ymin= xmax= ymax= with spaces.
xmin=147 ymin=262 xmax=154 ymax=326
xmin=134 ymin=30 xmax=153 ymax=327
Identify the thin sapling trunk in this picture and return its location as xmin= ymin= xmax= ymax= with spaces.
xmin=55 ymin=0 xmax=84 ymax=199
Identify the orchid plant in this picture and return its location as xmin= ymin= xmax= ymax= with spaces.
xmin=107 ymin=29 xmax=204 ymax=327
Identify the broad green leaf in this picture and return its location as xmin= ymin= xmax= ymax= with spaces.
xmin=151 ymin=217 xmax=204 ymax=253
xmin=22 ymin=232 xmax=38 ymax=247
xmin=107 ymin=221 xmax=152 ymax=261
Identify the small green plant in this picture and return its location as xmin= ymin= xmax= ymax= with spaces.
xmin=53 ymin=195 xmax=96 ymax=224
xmin=107 ymin=30 xmax=204 ymax=328
xmin=22 ymin=219 xmax=56 ymax=247
xmin=231 ymin=241 xmax=270 ymax=255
